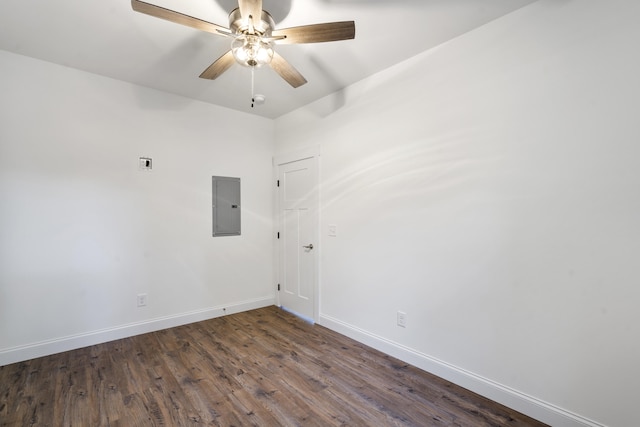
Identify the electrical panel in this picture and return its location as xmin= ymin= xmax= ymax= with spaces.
xmin=212 ymin=176 xmax=241 ymax=237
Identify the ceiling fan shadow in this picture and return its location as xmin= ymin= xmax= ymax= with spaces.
xmin=133 ymin=33 xmax=222 ymax=110
xmin=212 ymin=0 xmax=292 ymax=24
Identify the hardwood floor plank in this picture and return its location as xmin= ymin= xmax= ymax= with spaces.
xmin=233 ymin=309 xmax=454 ymax=424
xmin=0 ymin=306 xmax=548 ymax=427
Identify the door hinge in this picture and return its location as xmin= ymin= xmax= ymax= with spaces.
xmin=277 ymin=232 xmax=280 ymax=239
xmin=277 ymin=180 xmax=280 ymax=187
xmin=277 ymin=284 xmax=281 ymax=291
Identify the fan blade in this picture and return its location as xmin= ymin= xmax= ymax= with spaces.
xmin=272 ymin=21 xmax=355 ymax=44
xmin=131 ymin=0 xmax=230 ymax=36
xmin=270 ymin=52 xmax=307 ymax=88
xmin=238 ymin=0 xmax=262 ymax=22
xmin=199 ymin=51 xmax=236 ymax=80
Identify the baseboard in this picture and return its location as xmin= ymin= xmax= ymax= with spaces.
xmin=319 ymin=314 xmax=606 ymax=427
xmin=0 ymin=296 xmax=275 ymax=367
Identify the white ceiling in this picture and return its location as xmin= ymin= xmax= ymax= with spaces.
xmin=0 ymin=0 xmax=536 ymax=119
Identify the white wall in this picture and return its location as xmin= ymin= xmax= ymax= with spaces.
xmin=275 ymin=1 xmax=640 ymax=426
xmin=0 ymin=50 xmax=275 ymax=365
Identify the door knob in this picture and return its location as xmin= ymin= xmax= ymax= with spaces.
xmin=302 ymin=244 xmax=314 ymax=250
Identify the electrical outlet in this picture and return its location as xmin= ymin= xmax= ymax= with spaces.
xmin=137 ymin=293 xmax=148 ymax=307
xmin=397 ymin=311 xmax=407 ymax=328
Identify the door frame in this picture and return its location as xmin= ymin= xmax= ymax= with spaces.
xmin=273 ymin=146 xmax=320 ymax=323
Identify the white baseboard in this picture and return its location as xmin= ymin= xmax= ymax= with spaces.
xmin=0 ymin=296 xmax=275 ymax=367
xmin=319 ymin=314 xmax=606 ymax=427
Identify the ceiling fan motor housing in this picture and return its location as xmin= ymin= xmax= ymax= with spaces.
xmin=228 ymin=8 xmax=274 ymax=36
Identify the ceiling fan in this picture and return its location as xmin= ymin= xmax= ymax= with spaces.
xmin=131 ymin=0 xmax=356 ymax=88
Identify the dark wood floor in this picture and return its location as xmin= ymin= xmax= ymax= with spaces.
xmin=1 ymin=306 xmax=547 ymax=426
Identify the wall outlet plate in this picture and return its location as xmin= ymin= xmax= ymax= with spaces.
xmin=397 ymin=311 xmax=407 ymax=328
xmin=137 ymin=293 xmax=148 ymax=307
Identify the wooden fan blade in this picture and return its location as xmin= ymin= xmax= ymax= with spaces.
xmin=272 ymin=21 xmax=355 ymax=44
xmin=199 ymin=51 xmax=236 ymax=80
xmin=270 ymin=52 xmax=307 ymax=88
xmin=238 ymin=0 xmax=262 ymax=22
xmin=131 ymin=0 xmax=230 ymax=36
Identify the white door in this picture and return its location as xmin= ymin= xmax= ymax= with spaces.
xmin=277 ymin=156 xmax=318 ymax=322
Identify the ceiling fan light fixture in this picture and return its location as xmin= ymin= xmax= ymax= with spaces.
xmin=131 ymin=0 xmax=355 ymax=89
xmin=231 ymin=35 xmax=274 ymax=67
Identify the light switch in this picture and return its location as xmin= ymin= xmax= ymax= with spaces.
xmin=328 ymin=224 xmax=337 ymax=237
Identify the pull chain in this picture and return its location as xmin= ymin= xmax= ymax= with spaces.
xmin=251 ymin=66 xmax=255 ymax=108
